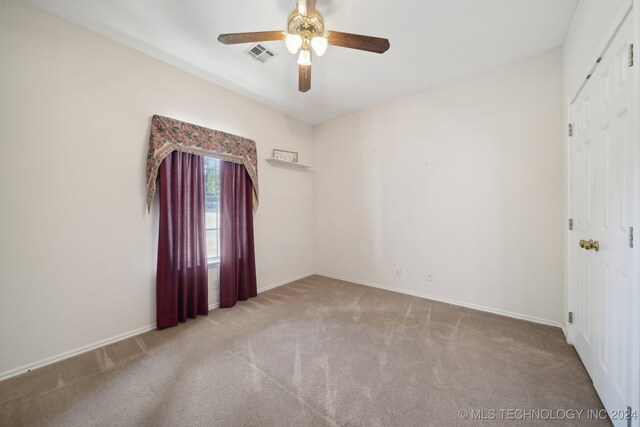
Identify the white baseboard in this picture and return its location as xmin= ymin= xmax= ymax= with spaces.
xmin=0 ymin=324 xmax=156 ymax=382
xmin=257 ymin=273 xmax=315 ymax=293
xmin=316 ymin=272 xmax=563 ymax=329
xmin=0 ymin=273 xmax=314 ymax=382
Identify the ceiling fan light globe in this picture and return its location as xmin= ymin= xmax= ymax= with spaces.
xmin=285 ymin=33 xmax=303 ymax=54
xmin=297 ymin=49 xmax=312 ymax=66
xmin=310 ymin=36 xmax=328 ymax=56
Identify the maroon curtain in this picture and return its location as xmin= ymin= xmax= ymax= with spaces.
xmin=220 ymin=161 xmax=257 ymax=308
xmin=156 ymin=151 xmax=208 ymax=329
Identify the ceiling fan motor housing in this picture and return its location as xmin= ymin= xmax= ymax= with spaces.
xmin=287 ymin=9 xmax=325 ymax=42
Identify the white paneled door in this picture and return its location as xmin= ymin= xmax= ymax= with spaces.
xmin=569 ymin=12 xmax=638 ymax=427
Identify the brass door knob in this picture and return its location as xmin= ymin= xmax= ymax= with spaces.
xmin=580 ymin=239 xmax=600 ymax=251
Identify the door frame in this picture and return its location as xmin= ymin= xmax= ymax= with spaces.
xmin=565 ymin=0 xmax=640 ymax=423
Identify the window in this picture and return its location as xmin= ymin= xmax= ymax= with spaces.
xmin=204 ymin=157 xmax=220 ymax=262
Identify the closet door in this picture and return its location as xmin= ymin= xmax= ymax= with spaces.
xmin=569 ymin=13 xmax=637 ymax=427
xmin=570 ymin=59 xmax=596 ymax=381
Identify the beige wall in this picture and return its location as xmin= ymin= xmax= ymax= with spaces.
xmin=314 ymin=48 xmax=564 ymax=325
xmin=0 ymin=0 xmax=314 ymax=376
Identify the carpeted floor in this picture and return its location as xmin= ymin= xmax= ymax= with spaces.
xmin=0 ymin=275 xmax=609 ymax=426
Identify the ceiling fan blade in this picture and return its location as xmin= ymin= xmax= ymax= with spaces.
xmin=299 ymin=64 xmax=311 ymax=92
xmin=298 ymin=0 xmax=317 ymax=17
xmin=217 ymin=31 xmax=285 ymax=45
xmin=326 ymin=31 xmax=390 ymax=54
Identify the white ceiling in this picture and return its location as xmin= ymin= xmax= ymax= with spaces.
xmin=25 ymin=0 xmax=578 ymax=125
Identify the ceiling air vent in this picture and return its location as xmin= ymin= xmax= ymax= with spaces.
xmin=245 ymin=44 xmax=276 ymax=64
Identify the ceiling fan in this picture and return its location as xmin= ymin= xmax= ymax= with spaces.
xmin=217 ymin=0 xmax=390 ymax=93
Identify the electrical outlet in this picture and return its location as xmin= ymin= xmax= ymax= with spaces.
xmin=395 ymin=268 xmax=402 ymax=277
xmin=426 ymin=273 xmax=433 ymax=282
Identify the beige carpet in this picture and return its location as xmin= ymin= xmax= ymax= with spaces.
xmin=0 ymin=275 xmax=608 ymax=426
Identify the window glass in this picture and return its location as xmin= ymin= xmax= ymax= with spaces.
xmin=204 ymin=157 xmax=220 ymax=260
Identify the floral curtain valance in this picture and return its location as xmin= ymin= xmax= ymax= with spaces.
xmin=146 ymin=115 xmax=259 ymax=212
